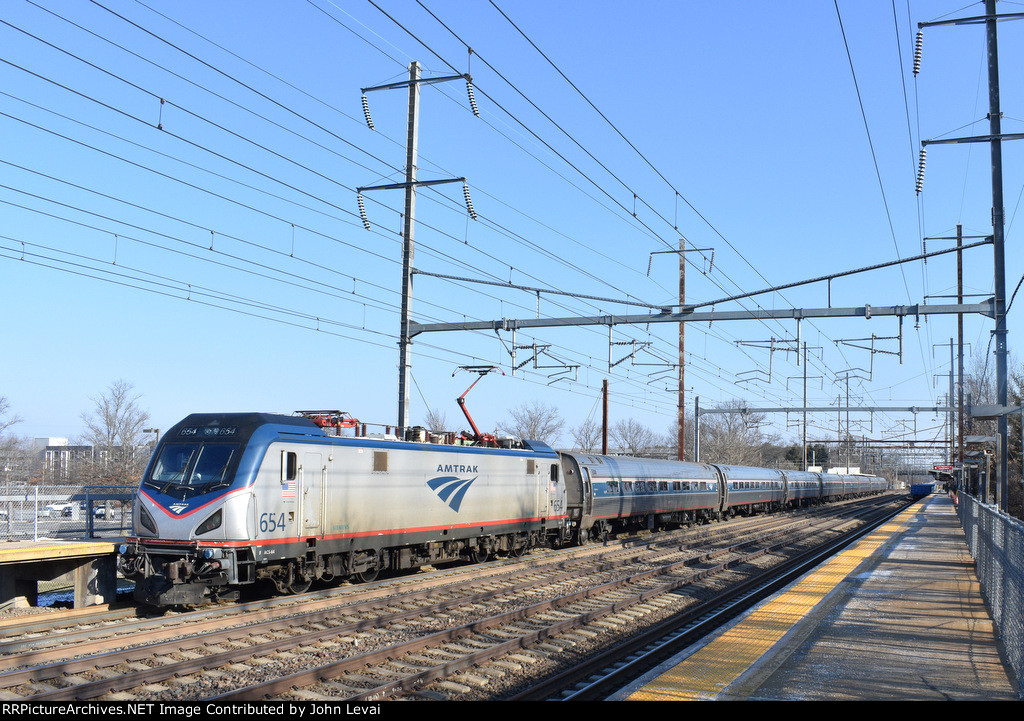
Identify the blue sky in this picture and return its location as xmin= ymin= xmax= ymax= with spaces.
xmin=1 ymin=0 xmax=1021 ymax=455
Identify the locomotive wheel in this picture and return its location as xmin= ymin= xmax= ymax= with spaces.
xmin=470 ymin=547 xmax=490 ymax=564
xmin=355 ymin=568 xmax=379 ymax=583
xmin=281 ymin=564 xmax=312 ymax=595
xmin=576 ymin=528 xmax=589 ymax=546
xmin=508 ymin=534 xmax=529 ymax=557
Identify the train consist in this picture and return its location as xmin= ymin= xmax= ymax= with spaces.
xmin=118 ymin=412 xmax=889 ymax=606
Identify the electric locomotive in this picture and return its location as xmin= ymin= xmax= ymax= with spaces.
xmin=119 ymin=412 xmax=570 ymax=606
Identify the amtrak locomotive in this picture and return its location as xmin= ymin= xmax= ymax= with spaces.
xmin=119 ymin=412 xmax=888 ymax=606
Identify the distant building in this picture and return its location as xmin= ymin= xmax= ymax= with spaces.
xmin=33 ymin=438 xmax=94 ymax=483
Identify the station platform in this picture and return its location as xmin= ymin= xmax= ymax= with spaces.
xmin=0 ymin=539 xmax=119 ymax=610
xmin=616 ymin=495 xmax=1020 ymax=701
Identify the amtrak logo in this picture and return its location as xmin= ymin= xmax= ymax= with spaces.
xmin=426 ymin=475 xmax=477 ymax=512
xmin=168 ymin=503 xmax=188 ymax=514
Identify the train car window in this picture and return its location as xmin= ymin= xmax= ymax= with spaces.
xmin=373 ymin=451 xmax=388 ymax=472
xmin=624 ymin=481 xmax=633 ymax=492
xmin=282 ymin=451 xmax=297 ymax=482
xmin=607 ymin=481 xmax=619 ymax=492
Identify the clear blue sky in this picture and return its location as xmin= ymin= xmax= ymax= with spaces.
xmin=1 ymin=0 xmax=1021 ymax=455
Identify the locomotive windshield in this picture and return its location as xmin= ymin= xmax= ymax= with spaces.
xmin=144 ymin=442 xmax=240 ymax=498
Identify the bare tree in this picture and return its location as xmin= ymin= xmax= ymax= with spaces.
xmin=698 ymin=401 xmax=770 ymax=466
xmin=422 ymin=407 xmax=449 ymax=433
xmin=0 ymin=396 xmax=21 ymax=438
xmin=570 ymin=417 xmax=602 ymax=453
xmin=664 ymin=410 xmax=696 ymax=461
xmin=0 ymin=396 xmax=34 ymax=487
xmin=78 ymin=380 xmax=151 ymax=486
xmin=496 ymin=401 xmax=565 ymax=445
xmin=610 ymin=418 xmax=657 ymax=456
xmin=962 ymin=352 xmax=1023 ymax=519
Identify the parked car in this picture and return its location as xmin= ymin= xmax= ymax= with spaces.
xmin=43 ymin=503 xmax=74 ymax=517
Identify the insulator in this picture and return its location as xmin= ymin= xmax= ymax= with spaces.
xmin=466 ymin=79 xmax=480 ymax=117
xmin=361 ymin=94 xmax=374 ymax=130
xmin=358 ymin=193 xmax=371 ymax=230
xmin=463 ymin=183 xmax=477 ymax=220
xmin=913 ymin=31 xmax=923 ymax=76
xmin=915 ymin=148 xmax=926 ymax=195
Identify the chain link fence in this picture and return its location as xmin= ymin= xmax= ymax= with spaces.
xmin=958 ymin=492 xmax=1024 ymax=696
xmin=0 ymin=484 xmax=134 ymax=542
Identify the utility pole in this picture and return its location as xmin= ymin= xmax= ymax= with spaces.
xmin=678 ymin=238 xmax=685 ymax=461
xmin=398 ymin=61 xmax=420 ymax=439
xmin=985 ymin=0 xmax=1009 ymax=509
xmin=918 ymin=1 xmax=1017 ymax=510
xmin=602 ymin=379 xmax=609 ymax=455
xmin=358 ymin=62 xmax=477 ymax=437
xmin=803 ymin=342 xmax=808 ymax=469
xmin=957 ymin=224 xmax=965 ymax=465
xmin=651 ymin=242 xmax=712 ymax=461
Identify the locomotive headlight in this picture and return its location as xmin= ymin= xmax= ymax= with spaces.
xmin=138 ymin=504 xmax=158 ymax=534
xmin=195 ymin=509 xmax=222 ymax=536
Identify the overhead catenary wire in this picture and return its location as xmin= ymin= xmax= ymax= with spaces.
xmin=0 ymin=1 xmax=980 ymax=444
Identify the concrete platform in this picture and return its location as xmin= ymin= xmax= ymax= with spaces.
xmin=0 ymin=539 xmax=119 ymax=610
xmin=618 ymin=495 xmax=1020 ymax=701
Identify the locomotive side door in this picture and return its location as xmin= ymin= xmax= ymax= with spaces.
xmin=301 ymin=452 xmax=324 ymax=532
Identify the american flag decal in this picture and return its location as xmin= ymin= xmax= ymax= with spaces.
xmin=282 ymin=480 xmax=296 ymax=498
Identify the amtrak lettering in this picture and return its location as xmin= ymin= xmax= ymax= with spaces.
xmin=435 ymin=464 xmax=479 ymax=474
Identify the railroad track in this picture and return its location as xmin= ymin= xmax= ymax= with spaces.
xmin=509 ymin=495 xmax=912 ymax=701
xmin=0 ymin=494 xmax=906 ymax=702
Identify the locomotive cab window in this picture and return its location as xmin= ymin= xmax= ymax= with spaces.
xmin=550 ymin=464 xmax=558 ymax=483
xmin=282 ymin=451 xmax=297 ymax=483
xmin=145 ymin=442 xmax=240 ymax=499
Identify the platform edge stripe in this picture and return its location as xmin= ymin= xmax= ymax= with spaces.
xmin=627 ymin=504 xmax=926 ymax=701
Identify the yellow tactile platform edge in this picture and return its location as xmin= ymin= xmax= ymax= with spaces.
xmin=628 ymin=503 xmax=923 ymax=701
xmin=0 ymin=541 xmax=118 ymax=564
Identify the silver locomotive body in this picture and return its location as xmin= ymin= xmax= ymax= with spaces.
xmin=121 ymin=413 xmax=567 ymax=606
